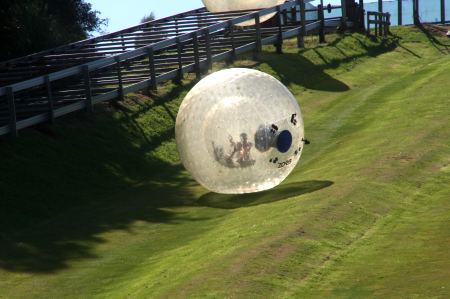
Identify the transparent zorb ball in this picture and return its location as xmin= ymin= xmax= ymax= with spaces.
xmin=175 ymin=68 xmax=305 ymax=194
xmin=202 ymin=0 xmax=285 ymax=26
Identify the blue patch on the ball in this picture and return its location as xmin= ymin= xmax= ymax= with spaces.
xmin=277 ymin=130 xmax=292 ymax=153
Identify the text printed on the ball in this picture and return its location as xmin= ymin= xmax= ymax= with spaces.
xmin=278 ymin=159 xmax=292 ymax=168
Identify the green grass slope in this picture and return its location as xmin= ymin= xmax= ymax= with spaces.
xmin=0 ymin=26 xmax=449 ymax=298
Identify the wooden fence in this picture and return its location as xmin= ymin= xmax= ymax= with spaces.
xmin=0 ymin=1 xmax=344 ymax=138
xmin=367 ymin=11 xmax=391 ymax=37
xmin=366 ymin=0 xmax=449 ymax=26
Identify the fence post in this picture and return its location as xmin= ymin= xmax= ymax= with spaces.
xmin=416 ymin=0 xmax=419 ymax=22
xmin=6 ymin=87 xmax=17 ymax=138
xmin=380 ymin=14 xmax=384 ymax=37
xmin=378 ymin=14 xmax=382 ymax=37
xmin=175 ymin=37 xmax=183 ymax=84
xmin=83 ymin=65 xmax=93 ymax=113
xmin=291 ymin=4 xmax=298 ymax=23
xmin=282 ymin=7 xmax=288 ymax=26
xmin=276 ymin=6 xmax=284 ymax=54
xmin=254 ymin=13 xmax=262 ymax=60
xmin=205 ymin=29 xmax=213 ymax=70
xmin=175 ymin=18 xmax=180 ymax=36
xmin=441 ymin=0 xmax=445 ymax=24
xmin=121 ymin=35 xmax=126 ymax=52
xmin=298 ymin=0 xmax=306 ymax=48
xmin=378 ymin=1 xmax=383 ymax=36
xmin=115 ymin=57 xmax=124 ymax=101
xmin=45 ymin=75 xmax=54 ymax=124
xmin=147 ymin=47 xmax=157 ymax=91
xmin=318 ymin=4 xmax=326 ymax=43
xmin=366 ymin=12 xmax=370 ymax=36
xmin=398 ymin=0 xmax=402 ymax=25
xmin=373 ymin=12 xmax=377 ymax=36
xmin=228 ymin=20 xmax=236 ymax=63
xmin=358 ymin=0 xmax=365 ymax=31
xmin=385 ymin=13 xmax=390 ymax=37
xmin=192 ymin=32 xmax=201 ymax=79
xmin=341 ymin=0 xmax=347 ymax=20
xmin=413 ymin=0 xmax=420 ymax=25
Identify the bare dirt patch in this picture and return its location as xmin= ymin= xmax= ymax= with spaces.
xmin=422 ymin=24 xmax=450 ymax=37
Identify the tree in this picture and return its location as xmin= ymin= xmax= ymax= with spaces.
xmin=141 ymin=12 xmax=156 ymax=24
xmin=0 ymin=0 xmax=107 ymax=61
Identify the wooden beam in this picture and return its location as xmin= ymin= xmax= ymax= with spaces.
xmin=228 ymin=20 xmax=236 ymax=63
xmin=45 ymin=75 xmax=55 ymax=124
xmin=298 ymin=0 xmax=306 ymax=48
xmin=359 ymin=0 xmax=365 ymax=30
xmin=6 ymin=87 xmax=17 ymax=139
xmin=441 ymin=0 xmax=446 ymax=24
xmin=276 ymin=6 xmax=283 ymax=54
xmin=398 ymin=0 xmax=402 ymax=25
xmin=413 ymin=0 xmax=420 ymax=25
xmin=384 ymin=13 xmax=390 ymax=37
xmin=318 ymin=4 xmax=326 ymax=43
xmin=378 ymin=0 xmax=383 ymax=36
xmin=175 ymin=37 xmax=183 ymax=83
xmin=253 ymin=13 xmax=262 ymax=60
xmin=147 ymin=48 xmax=158 ymax=91
xmin=82 ymin=65 xmax=93 ymax=113
xmin=204 ymin=29 xmax=212 ymax=70
xmin=366 ymin=11 xmax=370 ymax=36
xmin=341 ymin=0 xmax=347 ymax=19
xmin=192 ymin=32 xmax=201 ymax=79
xmin=115 ymin=57 xmax=124 ymax=101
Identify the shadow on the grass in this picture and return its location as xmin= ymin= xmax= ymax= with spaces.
xmin=0 ymin=179 xmax=206 ymax=273
xmin=0 ymin=84 xmax=200 ymax=274
xmin=263 ymin=33 xmax=398 ymax=93
xmin=266 ymin=52 xmax=350 ymax=92
xmin=198 ymin=180 xmax=333 ymax=209
xmin=416 ymin=23 xmax=450 ymax=54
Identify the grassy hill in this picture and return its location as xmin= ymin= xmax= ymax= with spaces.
xmin=0 ymin=26 xmax=449 ymax=298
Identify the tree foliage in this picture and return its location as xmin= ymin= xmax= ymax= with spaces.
xmin=141 ymin=12 xmax=156 ymax=24
xmin=0 ymin=0 xmax=107 ymax=61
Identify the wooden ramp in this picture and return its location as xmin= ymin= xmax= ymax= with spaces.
xmin=0 ymin=1 xmax=343 ymax=138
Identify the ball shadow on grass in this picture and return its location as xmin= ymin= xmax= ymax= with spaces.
xmin=197 ymin=180 xmax=333 ymax=209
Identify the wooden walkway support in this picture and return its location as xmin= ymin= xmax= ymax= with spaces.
xmin=341 ymin=0 xmax=365 ymax=31
xmin=378 ymin=0 xmax=383 ymax=36
xmin=318 ymin=4 xmax=326 ymax=44
xmin=298 ymin=0 xmax=306 ymax=48
xmin=0 ymin=1 xmax=345 ymax=138
xmin=413 ymin=0 xmax=420 ymax=25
